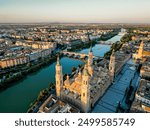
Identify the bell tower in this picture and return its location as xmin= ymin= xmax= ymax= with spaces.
xmin=88 ymin=46 xmax=93 ymax=76
xmin=109 ymin=49 xmax=115 ymax=82
xmin=55 ymin=56 xmax=63 ymax=97
xmin=138 ymin=41 xmax=144 ymax=59
xmin=81 ymin=65 xmax=90 ymax=112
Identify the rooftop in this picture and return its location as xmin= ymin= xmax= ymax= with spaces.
xmin=137 ymin=79 xmax=150 ymax=100
xmin=92 ymin=60 xmax=138 ymax=113
xmin=38 ymin=95 xmax=79 ymax=113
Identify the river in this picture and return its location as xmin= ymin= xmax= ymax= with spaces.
xmin=0 ymin=34 xmax=122 ymax=113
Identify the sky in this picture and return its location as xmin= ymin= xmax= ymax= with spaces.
xmin=0 ymin=0 xmax=150 ymax=23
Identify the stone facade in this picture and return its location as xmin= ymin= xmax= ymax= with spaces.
xmin=0 ymin=55 xmax=29 ymax=68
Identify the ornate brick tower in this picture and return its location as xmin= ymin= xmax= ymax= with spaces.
xmin=109 ymin=49 xmax=116 ymax=82
xmin=137 ymin=41 xmax=144 ymax=59
xmin=55 ymin=56 xmax=63 ymax=97
xmin=81 ymin=64 xmax=90 ymax=112
xmin=88 ymin=46 xmax=93 ymax=76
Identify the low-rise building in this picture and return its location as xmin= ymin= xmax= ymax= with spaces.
xmin=38 ymin=95 xmax=79 ymax=113
xmin=16 ymin=41 xmax=57 ymax=50
xmin=0 ymin=55 xmax=29 ymax=68
xmin=67 ymin=39 xmax=82 ymax=48
xmin=130 ymin=79 xmax=150 ymax=113
xmin=136 ymin=79 xmax=150 ymax=105
xmin=28 ymin=50 xmax=42 ymax=62
xmin=140 ymin=61 xmax=150 ymax=79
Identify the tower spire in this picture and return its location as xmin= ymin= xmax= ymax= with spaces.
xmin=112 ymin=49 xmax=115 ymax=56
xmin=57 ymin=55 xmax=60 ymax=65
xmin=89 ymin=44 xmax=92 ymax=52
xmin=66 ymin=74 xmax=69 ymax=80
xmin=88 ymin=43 xmax=93 ymax=76
xmin=83 ymin=64 xmax=90 ymax=76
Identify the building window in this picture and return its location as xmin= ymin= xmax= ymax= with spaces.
xmin=83 ymin=93 xmax=85 ymax=97
xmin=57 ymin=81 xmax=59 ymax=85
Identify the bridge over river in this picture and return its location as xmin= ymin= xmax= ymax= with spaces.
xmin=61 ymin=51 xmax=102 ymax=60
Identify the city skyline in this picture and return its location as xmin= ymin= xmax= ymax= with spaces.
xmin=0 ymin=0 xmax=150 ymax=23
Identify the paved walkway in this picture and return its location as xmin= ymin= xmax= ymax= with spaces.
xmin=92 ymin=60 xmax=139 ymax=113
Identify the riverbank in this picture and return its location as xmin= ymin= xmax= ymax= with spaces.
xmin=103 ymin=33 xmax=130 ymax=59
xmin=0 ymin=55 xmax=58 ymax=91
xmin=0 ymin=57 xmax=84 ymax=112
xmin=67 ymin=30 xmax=119 ymax=52
xmin=101 ymin=29 xmax=119 ymax=41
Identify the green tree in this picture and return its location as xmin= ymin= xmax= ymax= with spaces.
xmin=72 ymin=67 xmax=77 ymax=72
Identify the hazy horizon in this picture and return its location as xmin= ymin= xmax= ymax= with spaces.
xmin=0 ymin=0 xmax=150 ymax=23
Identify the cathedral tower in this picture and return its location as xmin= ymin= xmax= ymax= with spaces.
xmin=137 ymin=41 xmax=144 ymax=59
xmin=81 ymin=65 xmax=90 ymax=112
xmin=55 ymin=56 xmax=63 ymax=97
xmin=64 ymin=75 xmax=70 ymax=87
xmin=109 ymin=49 xmax=116 ymax=82
xmin=87 ymin=46 xmax=93 ymax=76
